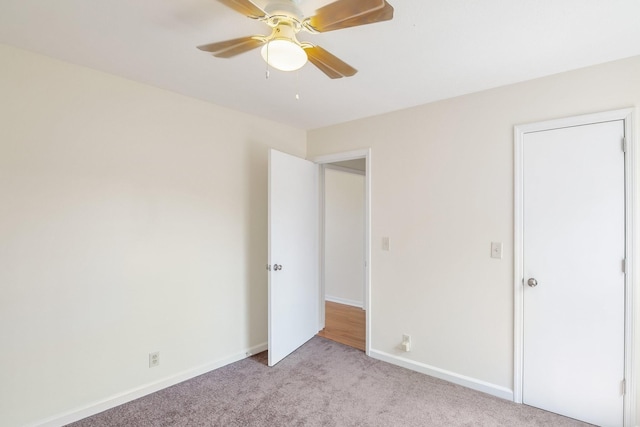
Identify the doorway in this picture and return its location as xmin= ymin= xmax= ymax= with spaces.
xmin=311 ymin=149 xmax=372 ymax=355
xmin=514 ymin=109 xmax=636 ymax=426
xmin=318 ymin=161 xmax=366 ymax=350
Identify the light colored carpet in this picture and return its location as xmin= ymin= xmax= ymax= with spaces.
xmin=68 ymin=337 xmax=591 ymax=426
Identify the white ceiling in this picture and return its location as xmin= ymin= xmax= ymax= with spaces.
xmin=1 ymin=0 xmax=639 ymax=130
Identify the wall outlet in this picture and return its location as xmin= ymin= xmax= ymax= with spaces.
xmin=149 ymin=351 xmax=160 ymax=368
xmin=401 ymin=334 xmax=411 ymax=352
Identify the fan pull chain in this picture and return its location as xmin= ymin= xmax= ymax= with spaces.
xmin=295 ymin=71 xmax=300 ymax=100
xmin=265 ymin=42 xmax=270 ymax=79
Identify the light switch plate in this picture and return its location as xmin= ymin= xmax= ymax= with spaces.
xmin=491 ymin=242 xmax=503 ymax=259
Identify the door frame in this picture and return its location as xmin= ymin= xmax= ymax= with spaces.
xmin=311 ymin=149 xmax=372 ymax=355
xmin=513 ymin=108 xmax=636 ymax=425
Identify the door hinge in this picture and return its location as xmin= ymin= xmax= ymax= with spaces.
xmin=621 ymin=379 xmax=626 ymax=396
xmin=622 ymin=259 xmax=626 ymax=273
xmin=622 ymin=137 xmax=627 ymax=153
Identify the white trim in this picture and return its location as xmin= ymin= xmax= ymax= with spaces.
xmin=513 ymin=123 xmax=524 ymax=404
xmin=514 ymin=108 xmax=636 ymax=426
xmin=31 ymin=343 xmax=268 ymax=427
xmin=324 ymin=163 xmax=366 ymax=176
xmin=311 ymin=148 xmax=372 ymax=356
xmin=325 ymin=294 xmax=364 ymax=308
xmin=622 ymin=110 xmax=637 ymax=427
xmin=369 ymin=350 xmax=513 ymax=401
xmin=514 ymin=108 xmax=634 ymax=134
xmin=313 ymin=149 xmax=370 ymax=164
xmin=364 ymin=151 xmax=371 ymax=356
xmin=318 ymin=163 xmax=326 ymax=331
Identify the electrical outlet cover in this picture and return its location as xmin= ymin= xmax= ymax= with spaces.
xmin=149 ymin=351 xmax=160 ymax=368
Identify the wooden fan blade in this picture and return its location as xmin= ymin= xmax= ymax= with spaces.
xmin=305 ymin=0 xmax=393 ymax=33
xmin=197 ymin=36 xmax=266 ymax=58
xmin=318 ymin=2 xmax=393 ymax=32
xmin=304 ymin=45 xmax=357 ymax=79
xmin=216 ymin=0 xmax=267 ymax=19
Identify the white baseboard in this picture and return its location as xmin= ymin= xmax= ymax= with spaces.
xmin=369 ymin=349 xmax=513 ymax=401
xmin=325 ymin=295 xmax=363 ymax=308
xmin=32 ymin=342 xmax=268 ymax=427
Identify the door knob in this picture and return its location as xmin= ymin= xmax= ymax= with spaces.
xmin=527 ymin=278 xmax=538 ymax=287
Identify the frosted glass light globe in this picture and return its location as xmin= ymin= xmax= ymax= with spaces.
xmin=261 ymin=39 xmax=308 ymax=72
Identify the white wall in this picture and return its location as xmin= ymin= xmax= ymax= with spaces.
xmin=308 ymin=55 xmax=640 ymax=413
xmin=324 ymin=167 xmax=365 ymax=307
xmin=0 ymin=44 xmax=306 ymax=427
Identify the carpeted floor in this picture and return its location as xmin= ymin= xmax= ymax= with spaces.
xmin=68 ymin=337 xmax=591 ymax=426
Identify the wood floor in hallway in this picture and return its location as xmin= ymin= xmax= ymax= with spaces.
xmin=317 ymin=301 xmax=365 ymax=351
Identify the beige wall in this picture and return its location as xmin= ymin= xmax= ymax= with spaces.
xmin=0 ymin=44 xmax=306 ymax=426
xmin=308 ymin=55 xmax=640 ymax=414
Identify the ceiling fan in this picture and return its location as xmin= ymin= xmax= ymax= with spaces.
xmin=197 ymin=0 xmax=394 ymax=79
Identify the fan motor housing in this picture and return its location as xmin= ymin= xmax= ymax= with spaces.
xmin=268 ymin=19 xmax=301 ymax=41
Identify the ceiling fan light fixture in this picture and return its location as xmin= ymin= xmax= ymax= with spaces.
xmin=261 ymin=39 xmax=307 ymax=71
xmin=202 ymin=0 xmax=395 ymax=78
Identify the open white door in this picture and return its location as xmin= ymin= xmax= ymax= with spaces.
xmin=268 ymin=149 xmax=319 ymax=366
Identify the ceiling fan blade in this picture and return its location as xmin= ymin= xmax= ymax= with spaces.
xmin=307 ymin=59 xmax=343 ymax=79
xmin=317 ymin=2 xmax=393 ymax=32
xmin=197 ymin=36 xmax=266 ymax=58
xmin=304 ymin=45 xmax=357 ymax=79
xmin=304 ymin=0 xmax=393 ymax=33
xmin=216 ymin=0 xmax=267 ymax=19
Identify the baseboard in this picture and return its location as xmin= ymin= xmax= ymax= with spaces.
xmin=32 ymin=342 xmax=268 ymax=427
xmin=368 ymin=349 xmax=513 ymax=401
xmin=325 ymin=295 xmax=364 ymax=308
